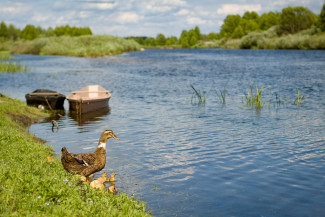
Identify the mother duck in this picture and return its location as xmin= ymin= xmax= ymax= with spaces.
xmin=61 ymin=130 xmax=119 ymax=177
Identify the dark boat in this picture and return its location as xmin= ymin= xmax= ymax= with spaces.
xmin=67 ymin=85 xmax=111 ymax=114
xmin=25 ymin=89 xmax=66 ymax=110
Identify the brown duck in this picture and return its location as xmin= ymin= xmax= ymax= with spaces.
xmin=61 ymin=130 xmax=119 ymax=177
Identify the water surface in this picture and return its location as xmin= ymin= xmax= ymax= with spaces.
xmin=1 ymin=49 xmax=325 ymax=216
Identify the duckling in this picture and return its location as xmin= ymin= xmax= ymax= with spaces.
xmin=80 ymin=173 xmax=95 ymax=183
xmin=90 ymin=173 xmax=108 ymax=189
xmin=108 ymin=185 xmax=117 ymax=194
xmin=61 ymin=130 xmax=119 ymax=177
xmin=107 ymin=173 xmax=116 ymax=182
xmin=90 ymin=180 xmax=106 ymax=190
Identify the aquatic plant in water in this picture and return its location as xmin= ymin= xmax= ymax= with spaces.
xmin=216 ymin=87 xmax=226 ymax=104
xmin=0 ymin=62 xmax=28 ymax=73
xmin=190 ymin=84 xmax=206 ymax=105
xmin=294 ymin=89 xmax=304 ymax=105
xmin=242 ymin=84 xmax=269 ymax=109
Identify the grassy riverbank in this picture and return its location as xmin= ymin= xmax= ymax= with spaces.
xmin=0 ymin=95 xmax=149 ymax=216
xmin=1 ymin=35 xmax=141 ymax=57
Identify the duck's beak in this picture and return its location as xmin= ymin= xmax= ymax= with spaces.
xmin=111 ymin=134 xmax=120 ymax=140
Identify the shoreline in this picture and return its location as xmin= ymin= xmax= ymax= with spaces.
xmin=0 ymin=94 xmax=150 ymax=216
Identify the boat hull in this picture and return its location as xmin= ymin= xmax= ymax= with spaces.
xmin=67 ymin=85 xmax=111 ymax=114
xmin=25 ymin=89 xmax=66 ymax=110
xmin=68 ymin=98 xmax=110 ymax=114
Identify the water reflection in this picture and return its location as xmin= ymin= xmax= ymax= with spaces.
xmin=68 ymin=106 xmax=111 ymax=126
xmin=1 ymin=50 xmax=325 ymax=216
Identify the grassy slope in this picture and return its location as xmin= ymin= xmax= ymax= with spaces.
xmin=6 ymin=35 xmax=141 ymax=57
xmin=0 ymin=95 xmax=150 ymax=216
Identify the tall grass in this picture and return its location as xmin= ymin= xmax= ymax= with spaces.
xmin=0 ymin=62 xmax=28 ymax=73
xmin=0 ymin=95 xmax=150 ymax=216
xmin=0 ymin=51 xmax=14 ymax=59
xmin=293 ymin=89 xmax=304 ymax=105
xmin=242 ymin=84 xmax=269 ymax=109
xmin=215 ymin=87 xmax=226 ymax=104
xmin=240 ymin=26 xmax=325 ymax=50
xmin=190 ymin=84 xmax=206 ymax=105
xmin=9 ymin=35 xmax=141 ymax=57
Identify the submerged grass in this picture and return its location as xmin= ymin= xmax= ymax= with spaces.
xmin=190 ymin=84 xmax=206 ymax=105
xmin=0 ymin=62 xmax=28 ymax=73
xmin=294 ymin=89 xmax=304 ymax=105
xmin=0 ymin=95 xmax=150 ymax=216
xmin=9 ymin=35 xmax=141 ymax=57
xmin=215 ymin=87 xmax=226 ymax=104
xmin=242 ymin=84 xmax=269 ymax=109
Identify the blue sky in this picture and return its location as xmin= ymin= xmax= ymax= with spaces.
xmin=0 ymin=0 xmax=323 ymax=37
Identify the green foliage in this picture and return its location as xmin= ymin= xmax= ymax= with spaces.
xmin=0 ymin=96 xmax=150 ymax=216
xmin=21 ymin=24 xmax=39 ymax=40
xmin=190 ymin=85 xmax=206 ymax=105
xmin=156 ymin=33 xmax=166 ymax=46
xmin=216 ymin=87 xmax=226 ymax=104
xmin=0 ymin=21 xmax=8 ymax=38
xmin=0 ymin=62 xmax=28 ymax=73
xmin=319 ymin=4 xmax=325 ymax=31
xmin=179 ymin=26 xmax=201 ymax=48
xmin=10 ymin=35 xmax=141 ymax=57
xmin=280 ymin=6 xmax=317 ymax=34
xmin=220 ymin=15 xmax=241 ymax=38
xmin=53 ymin=25 xmax=92 ymax=37
xmin=259 ymin=12 xmax=281 ymax=30
xmin=242 ymin=84 xmax=269 ymax=109
xmin=293 ymin=89 xmax=304 ymax=105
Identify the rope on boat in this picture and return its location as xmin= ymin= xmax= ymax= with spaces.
xmin=44 ymin=97 xmax=54 ymax=112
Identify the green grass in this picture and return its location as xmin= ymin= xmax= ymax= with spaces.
xmin=293 ymin=89 xmax=304 ymax=105
xmin=0 ymin=51 xmax=14 ymax=60
xmin=8 ymin=35 xmax=141 ymax=57
xmin=242 ymin=84 xmax=269 ymax=109
xmin=0 ymin=95 xmax=150 ymax=216
xmin=0 ymin=62 xmax=28 ymax=73
xmin=190 ymin=84 xmax=206 ymax=105
xmin=215 ymin=87 xmax=226 ymax=104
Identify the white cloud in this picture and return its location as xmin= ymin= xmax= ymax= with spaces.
xmin=145 ymin=0 xmax=187 ymax=13
xmin=187 ymin=17 xmax=207 ymax=25
xmin=217 ymin=4 xmax=262 ymax=15
xmin=83 ymin=2 xmax=118 ymax=10
xmin=116 ymin=12 xmax=141 ymax=24
xmin=175 ymin=9 xmax=190 ymax=16
xmin=146 ymin=5 xmax=172 ymax=13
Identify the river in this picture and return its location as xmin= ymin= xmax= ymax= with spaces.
xmin=1 ymin=49 xmax=325 ymax=216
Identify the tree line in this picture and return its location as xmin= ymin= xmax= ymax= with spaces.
xmin=0 ymin=23 xmax=92 ymax=40
xmin=129 ymin=4 xmax=325 ymax=48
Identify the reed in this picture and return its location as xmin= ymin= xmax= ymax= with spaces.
xmin=190 ymin=84 xmax=206 ymax=105
xmin=0 ymin=51 xmax=14 ymax=60
xmin=215 ymin=87 xmax=226 ymax=104
xmin=243 ymin=84 xmax=269 ymax=109
xmin=0 ymin=62 xmax=28 ymax=73
xmin=293 ymin=89 xmax=304 ymax=105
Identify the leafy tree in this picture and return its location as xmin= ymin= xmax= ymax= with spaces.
xmin=21 ymin=24 xmax=39 ymax=40
xmin=280 ymin=6 xmax=317 ymax=34
xmin=156 ymin=33 xmax=166 ymax=46
xmin=242 ymin=11 xmax=259 ymax=20
xmin=232 ymin=25 xmax=245 ymax=38
xmin=259 ymin=12 xmax=281 ymax=30
xmin=219 ymin=15 xmax=241 ymax=38
xmin=7 ymin=24 xmax=20 ymax=40
xmin=144 ymin=37 xmax=156 ymax=46
xmin=319 ymin=4 xmax=325 ymax=31
xmin=165 ymin=36 xmax=178 ymax=46
xmin=179 ymin=30 xmax=190 ymax=48
xmin=194 ymin=26 xmax=201 ymax=40
xmin=0 ymin=21 xmax=8 ymax=38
